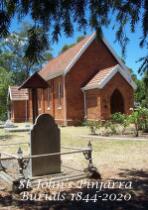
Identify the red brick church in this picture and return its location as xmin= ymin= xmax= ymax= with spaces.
xmin=10 ymin=33 xmax=136 ymax=125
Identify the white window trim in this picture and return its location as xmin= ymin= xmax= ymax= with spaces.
xmin=57 ymin=82 xmax=62 ymax=109
xmin=57 ymin=106 xmax=62 ymax=110
xmin=47 ymin=87 xmax=51 ymax=109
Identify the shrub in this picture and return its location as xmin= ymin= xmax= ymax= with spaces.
xmin=129 ymin=107 xmax=148 ymax=137
xmin=85 ymin=120 xmax=101 ymax=135
xmin=104 ymin=120 xmax=117 ymax=135
xmin=112 ymin=112 xmax=130 ymax=135
xmin=112 ymin=112 xmax=125 ymax=124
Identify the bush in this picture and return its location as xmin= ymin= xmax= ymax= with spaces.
xmin=129 ymin=107 xmax=148 ymax=136
xmin=0 ymin=112 xmax=7 ymax=121
xmin=112 ymin=112 xmax=130 ymax=135
xmin=112 ymin=112 xmax=125 ymax=124
xmin=104 ymin=120 xmax=117 ymax=135
xmin=85 ymin=120 xmax=101 ymax=135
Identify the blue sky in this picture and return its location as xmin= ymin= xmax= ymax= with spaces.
xmin=10 ymin=15 xmax=147 ymax=78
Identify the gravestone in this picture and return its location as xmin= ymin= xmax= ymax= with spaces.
xmin=4 ymin=119 xmax=16 ymax=128
xmin=29 ymin=114 xmax=61 ymax=177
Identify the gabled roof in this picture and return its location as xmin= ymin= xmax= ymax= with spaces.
xmin=39 ymin=33 xmax=131 ymax=80
xmin=39 ymin=32 xmax=136 ymax=90
xmin=82 ymin=65 xmax=137 ymax=90
xmin=39 ymin=35 xmax=92 ymax=80
xmin=19 ymin=72 xmax=49 ymax=89
xmin=9 ymin=86 xmax=28 ymax=101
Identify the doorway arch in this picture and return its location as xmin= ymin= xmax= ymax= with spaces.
xmin=110 ymin=89 xmax=124 ymax=114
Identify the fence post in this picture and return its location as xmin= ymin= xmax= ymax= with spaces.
xmin=0 ymin=153 xmax=5 ymax=171
xmin=88 ymin=141 xmax=93 ymax=167
xmin=83 ymin=141 xmax=93 ymax=168
xmin=83 ymin=141 xmax=101 ymax=179
xmin=17 ymin=147 xmax=25 ymax=179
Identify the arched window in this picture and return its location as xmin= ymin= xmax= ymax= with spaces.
xmin=38 ymin=89 xmax=42 ymax=110
xmin=57 ymin=82 xmax=63 ymax=108
xmin=47 ymin=87 xmax=50 ymax=108
xmin=110 ymin=89 xmax=124 ymax=114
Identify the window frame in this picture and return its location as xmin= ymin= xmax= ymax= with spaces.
xmin=38 ymin=89 xmax=42 ymax=110
xmin=47 ymin=87 xmax=51 ymax=110
xmin=57 ymin=81 xmax=63 ymax=109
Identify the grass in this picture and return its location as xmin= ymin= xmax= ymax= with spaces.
xmin=60 ymin=126 xmax=148 ymax=179
xmin=0 ymin=124 xmax=148 ymax=180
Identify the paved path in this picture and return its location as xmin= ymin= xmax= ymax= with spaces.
xmin=80 ymin=135 xmax=148 ymax=141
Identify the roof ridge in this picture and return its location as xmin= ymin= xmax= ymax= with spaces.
xmin=56 ymin=35 xmax=90 ymax=58
xmin=39 ymin=35 xmax=93 ymax=79
xmin=82 ymin=65 xmax=136 ymax=90
xmin=41 ymin=35 xmax=90 ymax=67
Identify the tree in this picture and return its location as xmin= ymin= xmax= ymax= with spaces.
xmin=0 ymin=23 xmax=53 ymax=84
xmin=0 ymin=23 xmax=53 ymax=120
xmin=138 ymin=56 xmax=148 ymax=75
xmin=0 ymin=1 xmax=147 ymax=73
xmin=0 ymin=67 xmax=13 ymax=120
xmin=142 ymin=71 xmax=148 ymax=107
xmin=135 ymin=72 xmax=148 ymax=108
xmin=60 ymin=43 xmax=75 ymax=54
xmin=129 ymin=107 xmax=148 ymax=137
xmin=76 ymin=36 xmax=85 ymax=43
xmin=59 ymin=36 xmax=85 ymax=54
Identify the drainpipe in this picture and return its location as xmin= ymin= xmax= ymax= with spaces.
xmin=83 ymin=90 xmax=87 ymax=120
xmin=63 ymin=75 xmax=67 ymax=126
xmin=25 ymin=99 xmax=28 ymax=122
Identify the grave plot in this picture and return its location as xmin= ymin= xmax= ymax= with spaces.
xmin=0 ymin=114 xmax=99 ymax=192
xmin=0 ymin=119 xmax=31 ymax=143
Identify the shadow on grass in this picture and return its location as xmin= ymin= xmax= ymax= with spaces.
xmin=0 ymin=133 xmax=26 ymax=141
xmin=0 ymin=134 xmax=14 ymax=140
xmin=0 ymin=169 xmax=148 ymax=210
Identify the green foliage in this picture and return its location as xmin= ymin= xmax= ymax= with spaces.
xmin=103 ymin=120 xmax=117 ymax=135
xmin=112 ymin=112 xmax=125 ymax=124
xmin=135 ymin=80 xmax=145 ymax=105
xmin=135 ymin=72 xmax=148 ymax=108
xmin=85 ymin=107 xmax=148 ymax=137
xmin=84 ymin=119 xmax=118 ymax=136
xmin=0 ymin=23 xmax=53 ymax=120
xmin=112 ymin=112 xmax=130 ymax=135
xmin=138 ymin=55 xmax=148 ymax=75
xmin=76 ymin=36 xmax=85 ymax=43
xmin=59 ymin=36 xmax=85 ymax=54
xmin=60 ymin=44 xmax=75 ymax=54
xmin=85 ymin=120 xmax=101 ymax=135
xmin=129 ymin=107 xmax=148 ymax=136
xmin=0 ymin=1 xmax=147 ymax=71
xmin=0 ymin=67 xmax=13 ymax=120
xmin=0 ymin=23 xmax=53 ymax=80
xmin=24 ymin=26 xmax=50 ymax=64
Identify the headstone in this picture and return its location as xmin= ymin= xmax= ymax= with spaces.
xmin=29 ymin=114 xmax=61 ymax=177
xmin=4 ymin=119 xmax=16 ymax=128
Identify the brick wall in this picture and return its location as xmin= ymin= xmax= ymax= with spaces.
xmin=100 ymin=73 xmax=134 ymax=119
xmin=28 ymin=90 xmax=33 ymax=121
xmin=11 ymin=100 xmax=29 ymax=122
xmin=44 ymin=76 xmax=65 ymax=125
xmin=28 ymin=76 xmax=65 ymax=125
xmin=86 ymin=72 xmax=134 ymax=120
xmin=86 ymin=89 xmax=101 ymax=120
xmin=65 ymin=39 xmax=118 ymax=124
xmin=27 ymin=38 xmax=134 ymax=125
